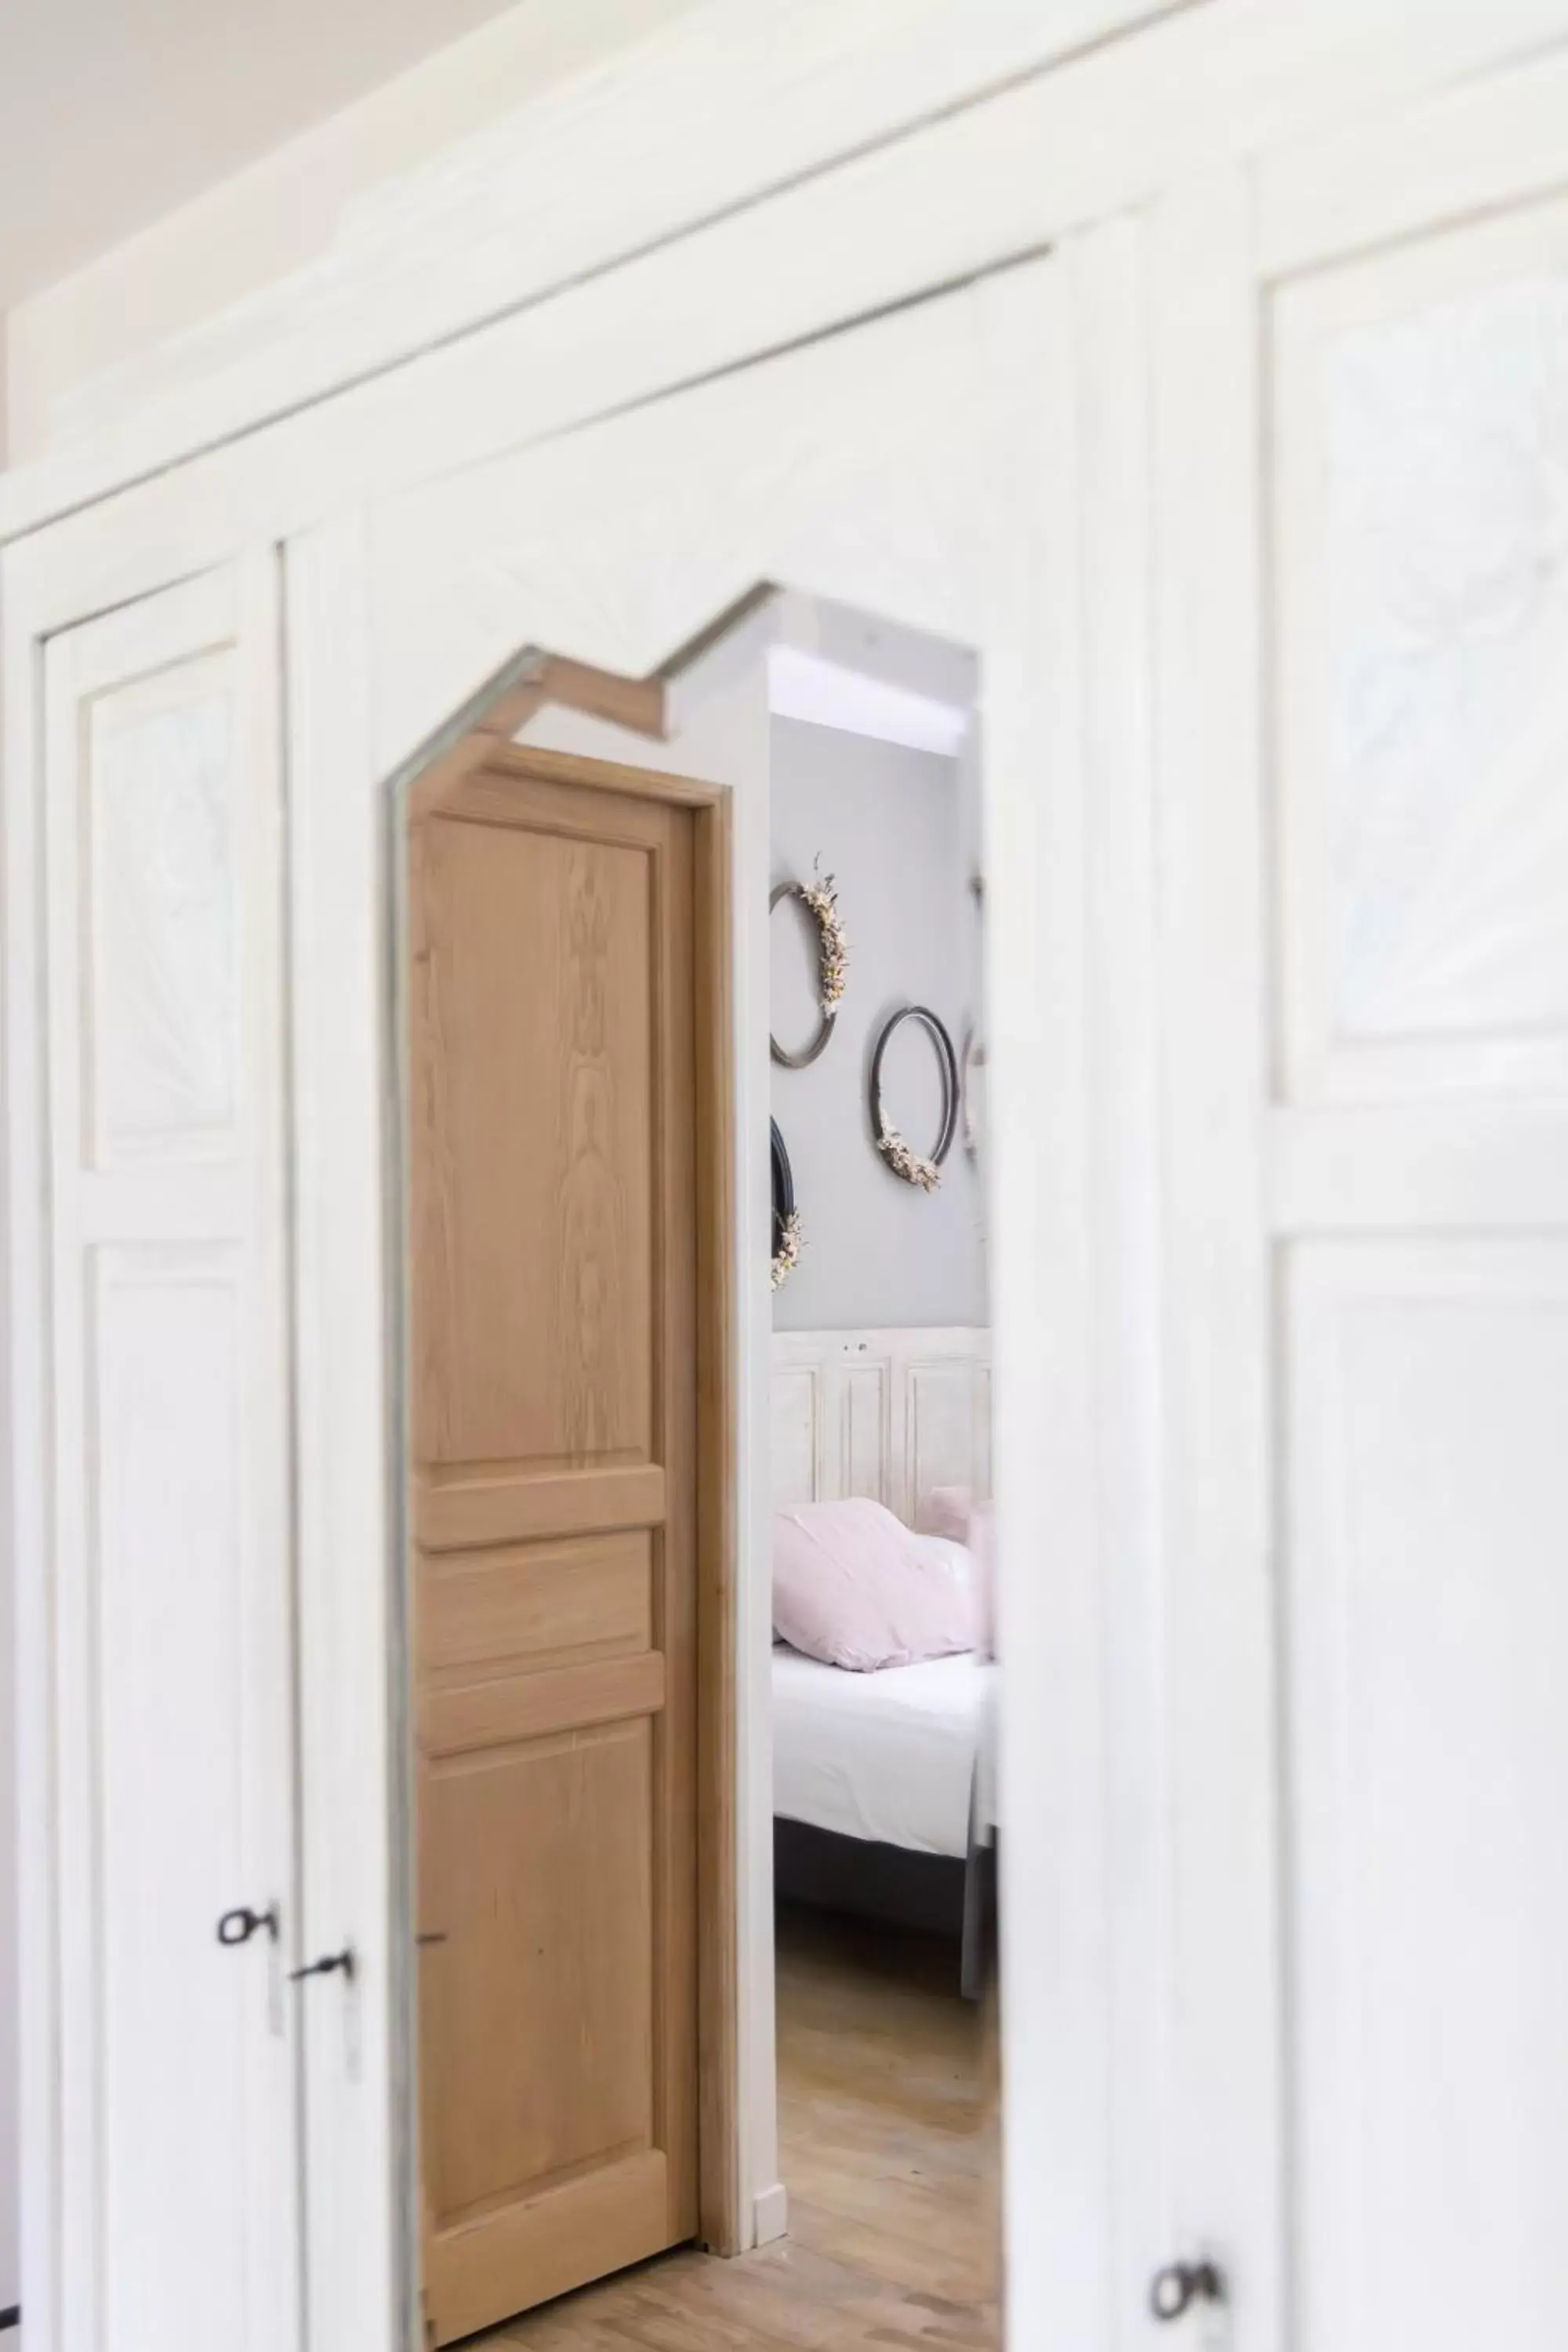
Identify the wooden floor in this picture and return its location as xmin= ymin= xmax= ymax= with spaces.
xmin=477 ymin=1901 xmax=1001 ymax=2347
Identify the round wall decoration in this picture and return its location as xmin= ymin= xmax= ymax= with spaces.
xmin=770 ymin=1118 xmax=803 ymax=1290
xmin=869 ymin=1005 xmax=959 ymax=1192
xmin=768 ymin=866 xmax=848 ymax=1068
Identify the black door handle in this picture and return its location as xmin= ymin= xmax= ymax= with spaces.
xmin=289 ymin=1947 xmax=356 ymax=1984
xmin=216 ymin=1904 xmax=278 ymax=1948
xmin=1150 ymin=2260 xmax=1225 ymax=2321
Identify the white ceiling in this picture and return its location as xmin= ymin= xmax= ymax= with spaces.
xmin=0 ymin=0 xmax=526 ymax=311
xmin=769 ymin=646 xmax=972 ymax=757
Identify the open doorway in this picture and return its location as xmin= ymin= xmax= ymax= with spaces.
xmin=395 ymin=593 xmax=1000 ymax=2347
xmin=764 ymin=622 xmax=998 ymax=2341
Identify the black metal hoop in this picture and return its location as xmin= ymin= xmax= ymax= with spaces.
xmin=770 ymin=1118 xmax=796 ymax=1261
xmin=869 ymin=1005 xmax=960 ymax=1174
xmin=768 ymin=883 xmax=837 ymax=1069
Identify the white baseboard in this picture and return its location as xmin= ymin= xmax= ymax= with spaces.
xmin=752 ymin=2181 xmax=789 ymax=2246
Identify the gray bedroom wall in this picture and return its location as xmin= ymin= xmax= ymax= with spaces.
xmin=769 ymin=716 xmax=985 ymax=1333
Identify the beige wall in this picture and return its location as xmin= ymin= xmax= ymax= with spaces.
xmin=2 ymin=0 xmax=706 ymax=464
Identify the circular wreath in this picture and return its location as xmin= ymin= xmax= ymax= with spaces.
xmin=869 ymin=1006 xmax=959 ymax=1192
xmin=769 ymin=865 xmax=848 ymax=1068
xmin=770 ymin=1118 xmax=803 ymax=1290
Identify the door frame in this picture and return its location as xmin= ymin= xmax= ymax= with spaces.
xmin=387 ymin=726 xmax=742 ymax=2294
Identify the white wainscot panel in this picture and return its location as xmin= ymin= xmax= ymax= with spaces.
xmin=771 ymin=1367 xmax=820 ymax=1509
xmin=1286 ymin=1240 xmax=1568 ymax=2352
xmin=771 ymin=1330 xmax=989 ymax=1523
xmin=841 ymin=1363 xmax=887 ymax=1501
xmin=906 ymin=1359 xmax=981 ymax=1515
xmin=89 ymin=1245 xmax=255 ymax=2352
xmin=88 ymin=661 xmax=238 ymax=1162
xmin=1274 ymin=198 xmax=1568 ymax=1099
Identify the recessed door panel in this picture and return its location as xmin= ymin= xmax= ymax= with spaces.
xmin=422 ymin=1719 xmax=655 ymax=2221
xmin=1286 ymin=1242 xmax=1568 ymax=2352
xmin=412 ymin=814 xmax=654 ymax=1472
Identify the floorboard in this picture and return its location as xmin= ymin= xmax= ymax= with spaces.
xmin=478 ymin=1900 xmax=1001 ymax=2348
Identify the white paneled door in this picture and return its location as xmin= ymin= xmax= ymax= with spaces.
xmin=34 ymin=566 xmax=301 ymax=2352
xmin=1157 ymin=78 xmax=1568 ymax=2352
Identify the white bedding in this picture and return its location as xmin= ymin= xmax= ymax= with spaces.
xmin=771 ymin=1646 xmax=985 ymax=1859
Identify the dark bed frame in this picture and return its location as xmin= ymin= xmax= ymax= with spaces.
xmin=773 ymin=1815 xmax=995 ymax=2000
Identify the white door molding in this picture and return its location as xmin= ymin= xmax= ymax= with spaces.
xmin=5 ymin=0 xmax=1568 ymax=550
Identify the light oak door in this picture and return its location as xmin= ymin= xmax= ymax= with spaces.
xmin=409 ymin=750 xmax=699 ymax=2344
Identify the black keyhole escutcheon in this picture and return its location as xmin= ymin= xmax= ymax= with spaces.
xmin=216 ymin=1904 xmax=278 ymax=1948
xmin=1150 ymin=2260 xmax=1225 ymax=2322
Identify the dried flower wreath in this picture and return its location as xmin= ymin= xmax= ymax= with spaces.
xmin=769 ymin=858 xmax=848 ymax=1067
xmin=770 ymin=1117 xmax=803 ymax=1289
xmin=869 ymin=1005 xmax=959 ymax=1192
xmin=771 ymin=1210 xmax=804 ymax=1290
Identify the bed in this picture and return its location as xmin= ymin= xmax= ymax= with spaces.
xmin=773 ymin=1646 xmax=984 ymax=1860
xmin=769 ymin=1327 xmax=996 ymax=1991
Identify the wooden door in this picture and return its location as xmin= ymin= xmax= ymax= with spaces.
xmin=409 ymin=748 xmax=700 ymax=2344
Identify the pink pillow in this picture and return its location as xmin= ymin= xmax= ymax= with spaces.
xmin=916 ymin=1483 xmax=973 ymax=1542
xmin=772 ymin=1497 xmax=978 ymax=1671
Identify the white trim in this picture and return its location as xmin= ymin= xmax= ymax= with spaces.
xmin=0 ymin=0 xmax=1185 ymax=534
xmin=7 ymin=0 xmax=1568 ymax=548
xmin=1149 ymin=166 xmax=1283 ymax=2339
xmin=4 ymin=499 xmax=56 ymax=2352
xmin=750 ymin=2181 xmax=789 ymax=2249
xmin=1065 ymin=210 xmax=1173 ymax=2345
xmin=768 ymin=644 xmax=971 ymax=755
xmin=1256 ymin=37 xmax=1568 ymax=281
xmin=284 ymin=516 xmax=405 ymax=2352
xmin=971 ymin=251 xmax=1114 ymax=2351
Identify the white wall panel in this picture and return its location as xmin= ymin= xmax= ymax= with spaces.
xmin=1274 ymin=194 xmax=1568 ymax=1103
xmin=93 ymin=1248 xmax=252 ymax=2347
xmin=87 ymin=670 xmax=239 ymax=1160
xmin=771 ymin=1328 xmax=989 ymax=1523
xmin=1286 ymin=1243 xmax=1568 ymax=2352
xmin=771 ymin=1367 xmax=821 ymax=1513
xmin=843 ymin=1363 xmax=888 ymax=1502
xmin=1247 ymin=139 xmax=1568 ymax=2352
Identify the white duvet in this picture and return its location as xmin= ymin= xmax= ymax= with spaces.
xmin=771 ymin=1645 xmax=986 ymax=1859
